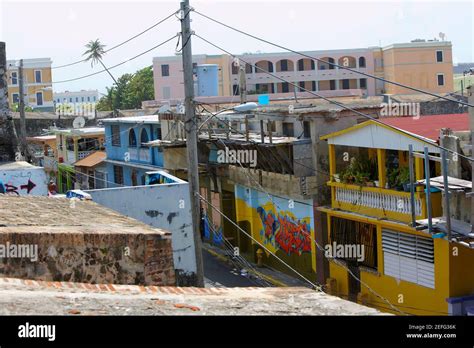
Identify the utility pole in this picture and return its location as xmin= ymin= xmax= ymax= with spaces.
xmin=180 ymin=0 xmax=205 ymax=287
xmin=18 ymin=59 xmax=30 ymax=162
xmin=239 ymin=66 xmax=247 ymax=105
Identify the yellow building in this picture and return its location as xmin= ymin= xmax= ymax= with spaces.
xmin=319 ymin=120 xmax=474 ymax=315
xmin=7 ymin=58 xmax=54 ymax=111
xmin=381 ymin=41 xmax=454 ymax=95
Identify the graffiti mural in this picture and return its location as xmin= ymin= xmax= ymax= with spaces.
xmin=257 ymin=207 xmax=312 ymax=255
xmin=0 ymin=167 xmax=48 ymax=196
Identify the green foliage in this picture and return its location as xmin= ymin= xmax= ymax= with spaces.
xmin=96 ymin=66 xmax=154 ymax=111
xmin=339 ymin=156 xmax=378 ymax=185
xmin=10 ymin=103 xmax=34 ymax=112
xmin=387 ymin=166 xmax=410 ymax=190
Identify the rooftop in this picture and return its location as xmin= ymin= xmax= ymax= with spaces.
xmin=101 ymin=115 xmax=160 ymax=124
xmin=53 ymin=127 xmax=105 ymax=136
xmin=74 ymin=151 xmax=106 ymax=168
xmin=0 ymin=196 xmax=169 ymax=237
xmin=0 ymin=161 xmax=42 ymax=171
xmin=382 ymin=113 xmax=469 ymax=141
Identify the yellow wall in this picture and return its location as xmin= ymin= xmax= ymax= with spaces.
xmin=383 ymin=45 xmax=454 ymax=94
xmin=326 ymin=211 xmax=452 ymax=315
xmin=7 ymin=66 xmax=53 ymax=107
xmin=449 ymin=243 xmax=474 ymax=298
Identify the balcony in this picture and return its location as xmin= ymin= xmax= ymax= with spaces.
xmin=327 ymin=181 xmax=437 ymax=223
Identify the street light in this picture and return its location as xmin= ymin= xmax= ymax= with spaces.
xmin=198 ymin=102 xmax=258 ymax=131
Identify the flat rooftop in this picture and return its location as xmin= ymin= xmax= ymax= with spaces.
xmin=0 ymin=196 xmax=169 ymax=236
xmin=0 ymin=161 xmax=42 ymax=171
xmin=101 ymin=115 xmax=160 ymax=124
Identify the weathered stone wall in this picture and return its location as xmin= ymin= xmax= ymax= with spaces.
xmin=0 ymin=196 xmax=176 ymax=286
xmin=0 ymin=231 xmax=175 ymax=285
xmin=420 ymin=98 xmax=468 ymax=115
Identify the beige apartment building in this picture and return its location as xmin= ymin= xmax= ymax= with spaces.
xmin=6 ymin=58 xmax=54 ymax=111
xmin=152 ymin=40 xmax=454 ymax=101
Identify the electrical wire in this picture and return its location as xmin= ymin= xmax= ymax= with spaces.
xmin=192 ymin=9 xmax=474 ymax=108
xmin=193 ymin=33 xmax=474 ymax=164
xmin=51 ymin=35 xmax=179 ymax=84
xmin=51 ymin=10 xmax=180 ymax=70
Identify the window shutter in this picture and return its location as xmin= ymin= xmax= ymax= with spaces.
xmin=382 ymin=229 xmax=434 ymax=289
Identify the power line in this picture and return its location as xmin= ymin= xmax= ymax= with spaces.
xmin=51 ymin=34 xmax=179 ymax=84
xmin=51 ymin=10 xmax=180 ymax=70
xmin=192 ymin=9 xmax=474 ymax=109
xmin=193 ymin=33 xmax=474 ymax=164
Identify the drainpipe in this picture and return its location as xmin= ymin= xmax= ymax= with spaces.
xmin=408 ymin=144 xmax=416 ymax=227
xmin=150 ymin=124 xmax=155 ymax=166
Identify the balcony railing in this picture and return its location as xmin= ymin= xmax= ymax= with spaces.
xmin=128 ymin=147 xmax=151 ymax=162
xmin=328 ymin=181 xmax=433 ymax=223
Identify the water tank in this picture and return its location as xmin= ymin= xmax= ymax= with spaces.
xmin=196 ymin=64 xmax=219 ymax=97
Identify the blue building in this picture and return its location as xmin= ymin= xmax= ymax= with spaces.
xmin=102 ymin=115 xmax=164 ymax=187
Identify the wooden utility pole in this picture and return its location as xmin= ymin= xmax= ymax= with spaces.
xmin=18 ymin=59 xmax=31 ymax=162
xmin=180 ymin=0 xmax=205 ymax=287
xmin=0 ymin=41 xmax=18 ymax=162
xmin=469 ymin=85 xmax=474 ymax=233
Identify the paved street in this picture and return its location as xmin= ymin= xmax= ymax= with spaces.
xmin=203 ymin=248 xmax=265 ymax=288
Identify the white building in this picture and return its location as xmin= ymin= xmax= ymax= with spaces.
xmin=54 ymin=89 xmax=99 ymax=104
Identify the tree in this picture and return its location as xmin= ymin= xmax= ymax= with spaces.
xmin=95 ymin=66 xmax=154 ymax=111
xmin=83 ymin=39 xmax=118 ymax=85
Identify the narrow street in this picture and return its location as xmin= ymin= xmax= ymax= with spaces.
xmin=203 ymin=248 xmax=265 ymax=288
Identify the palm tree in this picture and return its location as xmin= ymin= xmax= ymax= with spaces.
xmin=83 ymin=39 xmax=118 ymax=85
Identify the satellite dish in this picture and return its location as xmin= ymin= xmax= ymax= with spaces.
xmin=73 ymin=116 xmax=86 ymax=129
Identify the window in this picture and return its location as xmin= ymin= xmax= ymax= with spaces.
xmin=113 ymin=165 xmax=124 ymax=185
xmin=11 ymin=72 xmax=18 ymax=85
xmin=330 ymin=80 xmax=336 ymax=90
xmin=140 ymin=129 xmax=149 ymax=147
xmin=436 ymin=50 xmax=443 ymax=62
xmin=280 ymin=59 xmax=288 ymax=72
xmin=303 ymin=121 xmax=311 ymax=138
xmin=231 ymin=63 xmax=239 ymax=75
xmin=93 ymin=96 xmax=97 ymax=101
xmin=312 ymin=81 xmax=317 ymax=91
xmin=111 ymin=125 xmax=121 ymax=146
xmin=281 ymin=82 xmax=289 ymax=93
xmin=437 ymin=73 xmax=445 ymax=86
xmin=161 ymin=64 xmax=170 ymax=77
xmin=342 ymin=79 xmax=350 ymax=90
xmin=360 ymin=78 xmax=367 ymax=89
xmin=87 ymin=96 xmax=90 ymax=102
xmin=128 ymin=129 xmax=137 ymax=147
xmin=69 ymin=98 xmax=73 ymax=103
xmin=81 ymin=97 xmax=84 ymax=102
xmin=358 ymin=57 xmax=366 ymax=68
xmin=298 ymin=81 xmax=305 ymax=92
xmin=298 ymin=59 xmax=304 ymax=71
xmin=34 ymin=70 xmax=42 ymax=83
xmin=75 ymin=97 xmax=79 ymax=102
xmin=382 ymin=229 xmax=434 ymax=288
xmin=36 ymin=92 xmax=43 ymax=106
xmin=282 ymin=122 xmax=294 ymax=137
xmin=12 ymin=93 xmax=19 ymax=104
xmin=131 ymin=169 xmax=138 ymax=186
xmin=156 ymin=127 xmax=162 ymax=140
xmin=232 ymin=84 xmax=239 ymax=95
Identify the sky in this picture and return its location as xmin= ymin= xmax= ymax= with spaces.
xmin=0 ymin=0 xmax=472 ymax=94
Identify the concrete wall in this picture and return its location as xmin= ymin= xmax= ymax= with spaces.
xmin=87 ymin=183 xmax=197 ymax=286
xmin=0 ymin=165 xmax=48 ymax=196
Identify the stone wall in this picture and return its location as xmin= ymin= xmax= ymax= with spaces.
xmin=0 ymin=196 xmax=176 ymax=286
xmin=0 ymin=42 xmax=17 ymax=161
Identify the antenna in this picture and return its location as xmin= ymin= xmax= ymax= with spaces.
xmin=72 ymin=116 xmax=86 ymax=129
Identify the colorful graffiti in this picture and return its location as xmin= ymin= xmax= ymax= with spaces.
xmin=257 ymin=207 xmax=312 ymax=255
